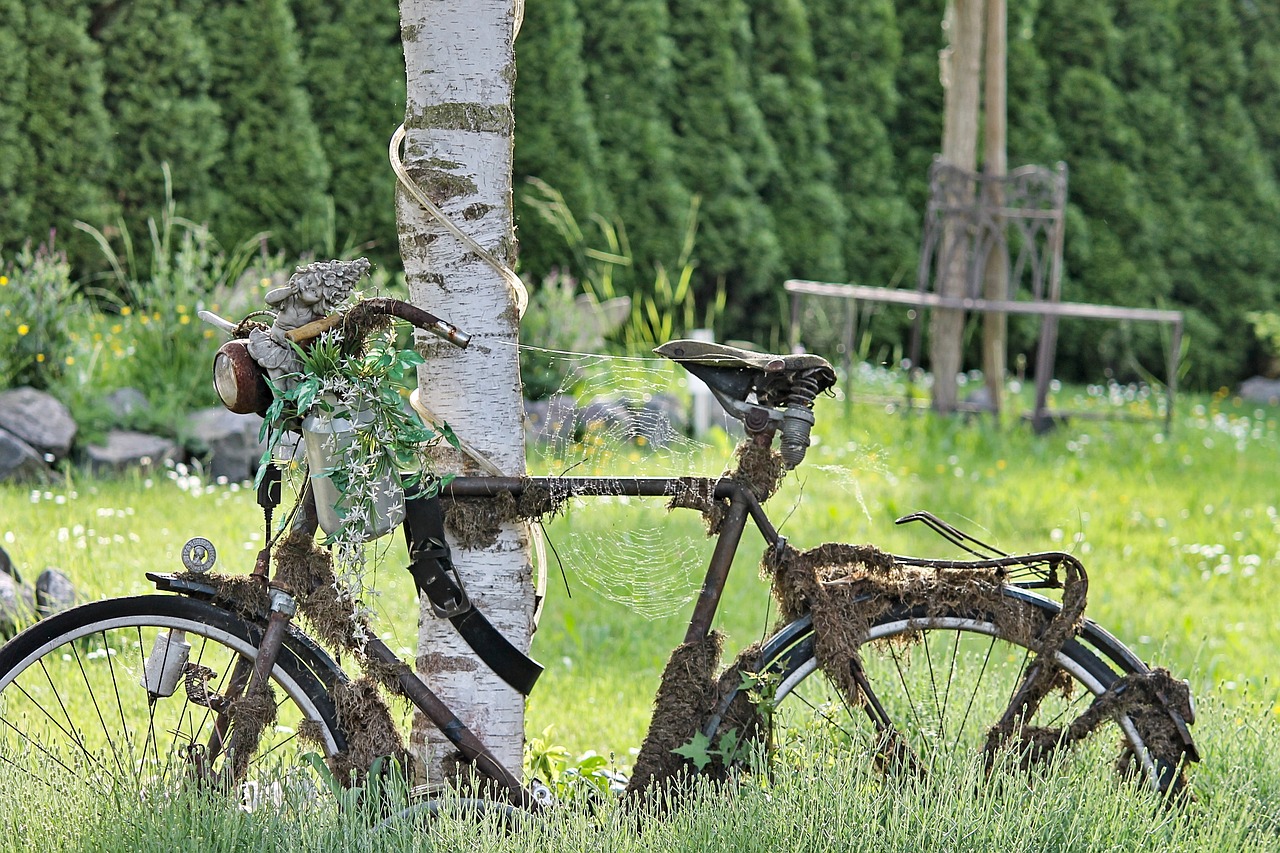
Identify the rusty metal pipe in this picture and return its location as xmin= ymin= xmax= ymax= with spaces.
xmin=363 ymin=637 xmax=534 ymax=809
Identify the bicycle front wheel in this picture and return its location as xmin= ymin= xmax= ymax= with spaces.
xmin=0 ymin=595 xmax=347 ymax=813
xmin=710 ymin=590 xmax=1192 ymax=794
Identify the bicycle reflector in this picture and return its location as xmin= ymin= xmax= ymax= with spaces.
xmin=213 ymin=340 xmax=270 ymax=415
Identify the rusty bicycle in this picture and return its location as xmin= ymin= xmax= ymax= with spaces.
xmin=0 ymin=275 xmax=1199 ymax=818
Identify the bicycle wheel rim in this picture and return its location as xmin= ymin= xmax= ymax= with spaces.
xmin=728 ymin=607 xmax=1158 ymax=789
xmin=0 ymin=596 xmax=343 ymax=813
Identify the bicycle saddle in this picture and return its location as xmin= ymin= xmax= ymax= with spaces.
xmin=655 ymin=339 xmax=836 ymax=468
xmin=655 ymin=339 xmax=833 ymax=375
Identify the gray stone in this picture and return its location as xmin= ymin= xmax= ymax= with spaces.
xmin=104 ymin=387 xmax=150 ymax=420
xmin=0 ymin=387 xmax=77 ymax=459
xmin=186 ymin=408 xmax=266 ymax=482
xmin=35 ymin=568 xmax=76 ymax=618
xmin=0 ymin=427 xmax=50 ymax=482
xmin=524 ymin=394 xmax=578 ymax=446
xmin=1239 ymin=376 xmax=1280 ymax=405
xmin=85 ymin=430 xmax=179 ymax=473
xmin=630 ymin=394 xmax=685 ymax=449
xmin=0 ymin=571 xmax=35 ymax=638
xmin=577 ymin=396 xmax=634 ymax=438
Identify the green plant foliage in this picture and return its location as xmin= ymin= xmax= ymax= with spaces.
xmin=94 ymin=0 xmax=224 ymax=274
xmin=63 ymin=173 xmax=271 ymax=437
xmin=0 ymin=240 xmax=83 ymax=390
xmin=0 ymin=0 xmax=34 ymax=254
xmin=259 ymin=329 xmax=447 ymax=557
xmin=194 ymin=0 xmax=331 ymax=256
xmin=21 ymin=0 xmax=115 ymax=263
xmin=745 ymin=0 xmax=847 ymax=284
xmin=809 ymin=0 xmax=918 ymax=300
xmin=664 ymin=0 xmax=782 ymax=338
xmin=577 ymin=0 xmax=694 ymax=295
xmin=520 ymin=179 xmax=719 ymax=356
xmin=290 ymin=0 xmax=405 ymax=269
xmin=513 ymin=0 xmax=612 ymax=284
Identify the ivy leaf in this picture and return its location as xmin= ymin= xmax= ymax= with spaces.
xmin=672 ymin=731 xmax=714 ymax=771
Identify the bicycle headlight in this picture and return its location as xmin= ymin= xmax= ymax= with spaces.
xmin=213 ymin=340 xmax=270 ymax=415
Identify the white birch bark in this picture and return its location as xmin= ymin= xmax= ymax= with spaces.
xmin=397 ymin=0 xmax=533 ymax=786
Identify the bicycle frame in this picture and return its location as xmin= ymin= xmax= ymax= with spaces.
xmin=205 ymin=471 xmax=779 ymax=807
xmin=445 ymin=474 xmax=779 ymax=644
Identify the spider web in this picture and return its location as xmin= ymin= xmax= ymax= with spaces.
xmin=518 ymin=345 xmax=742 ymax=620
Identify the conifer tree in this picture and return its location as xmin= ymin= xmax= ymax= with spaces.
xmin=23 ymin=0 xmax=114 ymax=260
xmin=577 ymin=0 xmax=692 ymax=291
xmin=195 ymin=0 xmax=330 ymax=255
xmin=0 ymin=0 xmax=34 ymax=251
xmin=512 ymin=0 xmax=612 ymax=285
xmin=665 ymin=0 xmax=782 ymax=337
xmin=1173 ymin=0 xmax=1280 ymax=384
xmin=810 ymin=0 xmax=917 ymax=290
xmin=95 ymin=0 xmax=224 ymax=254
xmin=889 ymin=0 xmax=947 ymax=213
xmin=746 ymin=0 xmax=847 ymax=283
xmin=290 ymin=0 xmax=404 ymax=268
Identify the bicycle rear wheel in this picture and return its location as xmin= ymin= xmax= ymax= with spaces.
xmin=710 ymin=590 xmax=1192 ymax=794
xmin=0 ymin=595 xmax=347 ymax=813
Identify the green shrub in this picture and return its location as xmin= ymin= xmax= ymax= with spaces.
xmin=0 ymin=239 xmax=83 ymax=390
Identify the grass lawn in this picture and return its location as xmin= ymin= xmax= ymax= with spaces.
xmin=1 ymin=384 xmax=1278 ymax=850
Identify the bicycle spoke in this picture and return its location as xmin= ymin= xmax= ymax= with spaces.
xmin=952 ymin=634 xmax=996 ymax=756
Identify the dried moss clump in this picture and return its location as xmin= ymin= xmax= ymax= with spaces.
xmin=626 ymin=632 xmax=724 ymax=798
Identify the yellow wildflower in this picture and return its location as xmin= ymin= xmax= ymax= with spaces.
xmin=35 ymin=353 xmax=44 ymax=363
xmin=64 ymin=356 xmax=74 ymax=366
xmin=0 ymin=275 xmax=8 ymax=286
xmin=180 ymin=314 xmax=190 ymax=325
xmin=17 ymin=324 xmax=28 ymax=336
xmin=121 ymin=306 xmax=132 ymax=316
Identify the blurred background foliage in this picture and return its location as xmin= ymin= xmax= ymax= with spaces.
xmin=1 ymin=0 xmax=1280 ymax=390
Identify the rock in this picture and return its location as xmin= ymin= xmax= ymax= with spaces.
xmin=104 ymin=387 xmax=150 ymax=421
xmin=0 ymin=571 xmax=35 ymax=638
xmin=0 ymin=387 xmax=77 ymax=459
xmin=1238 ymin=376 xmax=1280 ymax=405
xmin=0 ymin=427 xmax=50 ymax=482
xmin=186 ymin=408 xmax=266 ymax=482
xmin=85 ymin=430 xmax=179 ymax=474
xmin=626 ymin=395 xmax=682 ymax=449
xmin=577 ymin=396 xmax=635 ymax=438
xmin=35 ymin=568 xmax=76 ymax=618
xmin=524 ymin=394 xmax=578 ymax=446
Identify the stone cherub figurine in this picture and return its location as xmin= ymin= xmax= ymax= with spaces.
xmin=245 ymin=258 xmax=370 ymax=387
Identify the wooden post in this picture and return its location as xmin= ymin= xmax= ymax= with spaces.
xmin=981 ymin=0 xmax=1008 ymax=417
xmin=931 ymin=0 xmax=984 ymax=413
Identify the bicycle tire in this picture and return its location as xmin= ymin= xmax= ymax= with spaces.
xmin=0 ymin=595 xmax=348 ymax=812
xmin=707 ymin=588 xmax=1189 ymax=793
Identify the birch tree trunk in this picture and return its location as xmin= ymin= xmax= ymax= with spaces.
xmin=931 ymin=0 xmax=984 ymax=413
xmin=397 ymin=0 xmax=534 ymax=787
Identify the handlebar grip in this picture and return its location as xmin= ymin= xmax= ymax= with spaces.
xmin=354 ymin=298 xmax=470 ymax=349
xmin=283 ymin=299 xmax=470 ymax=349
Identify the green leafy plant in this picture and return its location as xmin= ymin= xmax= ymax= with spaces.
xmin=524 ymin=725 xmax=621 ymax=800
xmin=259 ymin=326 xmax=454 ymax=590
xmin=522 ymin=178 xmax=724 ymax=354
xmin=1245 ymin=310 xmax=1280 ymax=365
xmin=65 ymin=165 xmax=280 ymax=436
xmin=0 ymin=238 xmax=84 ymax=390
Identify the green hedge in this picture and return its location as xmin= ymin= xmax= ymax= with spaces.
xmin=2 ymin=0 xmax=1280 ymax=389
